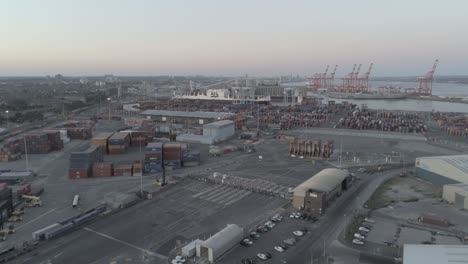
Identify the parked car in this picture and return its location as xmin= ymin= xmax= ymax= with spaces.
xmin=293 ymin=230 xmax=304 ymax=237
xmin=364 ymin=217 xmax=375 ymax=223
xmin=241 ymin=258 xmax=256 ymax=264
xmin=289 ymin=213 xmax=297 ymax=218
xmin=283 ymin=238 xmax=297 ymax=245
xmin=358 ymin=227 xmax=370 ymax=233
xmin=249 ymin=231 xmax=260 ymax=240
xmin=352 ymin=239 xmax=364 ymax=245
xmin=256 ymin=252 xmax=271 ymax=261
xmin=240 ymin=238 xmax=253 ymax=247
xmin=174 ymin=256 xmax=186 ymax=263
xmin=274 ymin=245 xmax=284 ymax=252
xmin=271 ymin=214 xmax=283 ymax=222
xmin=264 ymin=221 xmax=275 ymax=229
xmin=354 ymin=233 xmax=366 ymax=240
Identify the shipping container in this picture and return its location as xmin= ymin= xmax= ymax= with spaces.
xmin=90 ymin=132 xmax=114 ymax=151
xmin=108 ymin=133 xmax=130 ymax=146
xmin=92 ymin=162 xmax=113 ymax=177
xmin=418 ymin=214 xmax=450 ymax=227
xmin=113 ymin=164 xmax=133 ymax=177
xmin=146 ymin=142 xmax=163 ymax=152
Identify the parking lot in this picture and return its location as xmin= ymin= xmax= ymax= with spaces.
xmin=219 ymin=209 xmax=322 ymax=264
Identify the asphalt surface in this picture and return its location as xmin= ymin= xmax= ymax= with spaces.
xmin=219 ymin=169 xmax=405 ymax=264
xmin=11 ymin=179 xmax=286 ymax=264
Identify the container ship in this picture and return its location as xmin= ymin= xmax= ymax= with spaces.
xmin=327 ymin=92 xmax=407 ymax=100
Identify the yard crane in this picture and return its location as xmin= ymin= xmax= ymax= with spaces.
xmin=417 ymin=59 xmax=438 ymax=95
xmin=21 ymin=195 xmax=42 ymax=207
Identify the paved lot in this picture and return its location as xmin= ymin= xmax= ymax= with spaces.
xmin=11 ymin=179 xmax=286 ymax=264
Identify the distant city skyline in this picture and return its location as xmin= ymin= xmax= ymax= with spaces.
xmin=1 ymin=0 xmax=467 ymax=76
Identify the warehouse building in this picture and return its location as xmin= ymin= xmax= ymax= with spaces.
xmin=176 ymin=120 xmax=235 ymax=144
xmin=443 ymin=184 xmax=468 ymax=209
xmin=140 ymin=110 xmax=234 ymax=128
xmin=403 ymin=244 xmax=468 ymax=264
xmin=415 ymin=155 xmax=468 ymax=185
xmin=292 ymin=168 xmax=351 ymax=217
xmin=196 ymin=224 xmax=243 ymax=263
xmin=203 ymin=120 xmax=235 ymax=142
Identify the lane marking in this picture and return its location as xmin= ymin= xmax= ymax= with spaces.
xmin=83 ymin=227 xmax=166 ymax=260
xmin=16 ymin=208 xmax=57 ymax=231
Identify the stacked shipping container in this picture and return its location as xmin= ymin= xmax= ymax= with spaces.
xmin=69 ymin=145 xmax=104 ymax=179
xmin=144 ymin=142 xmax=163 ymax=173
xmin=183 ymin=150 xmax=201 ymax=167
xmin=91 ymin=132 xmax=114 ymax=154
xmin=92 ymin=162 xmax=113 ymax=177
xmin=24 ymin=132 xmax=51 ymax=154
xmin=46 ymin=131 xmax=64 ymax=151
xmin=133 ymin=161 xmax=142 ymax=176
xmin=288 ymin=139 xmax=334 ymax=158
xmin=0 ymin=148 xmax=21 ymax=162
xmin=114 ymin=164 xmax=133 ymax=176
xmin=107 ymin=133 xmax=130 ymax=154
xmin=163 ymin=142 xmax=182 ymax=170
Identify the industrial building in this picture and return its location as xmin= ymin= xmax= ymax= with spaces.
xmin=203 ymin=120 xmax=235 ymax=142
xmin=177 ymin=120 xmax=235 ymax=144
xmin=403 ymin=244 xmax=468 ymax=264
xmin=140 ymin=110 xmax=234 ymax=127
xmin=415 ymin=155 xmax=468 ymax=185
xmin=196 ymin=224 xmax=243 ymax=263
xmin=443 ymin=184 xmax=468 ymax=209
xmin=292 ymin=168 xmax=351 ymax=217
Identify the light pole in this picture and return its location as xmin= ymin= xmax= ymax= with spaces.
xmin=5 ymin=110 xmax=9 ymax=128
xmin=23 ymin=137 xmax=29 ymax=171
xmin=106 ymin=97 xmax=111 ymax=120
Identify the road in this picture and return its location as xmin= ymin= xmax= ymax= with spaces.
xmin=289 ymin=169 xmax=404 ymax=263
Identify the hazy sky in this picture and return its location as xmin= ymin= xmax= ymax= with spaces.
xmin=1 ymin=0 xmax=467 ymax=77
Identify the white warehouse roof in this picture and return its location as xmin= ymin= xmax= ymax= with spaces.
xmin=141 ymin=110 xmax=234 ymax=119
xmin=200 ymin=224 xmax=243 ymax=251
xmin=403 ymin=244 xmax=468 ymax=264
xmin=416 ymin=155 xmax=468 ymax=184
xmin=203 ymin=120 xmax=234 ymax=129
xmin=293 ymin=168 xmax=349 ymax=197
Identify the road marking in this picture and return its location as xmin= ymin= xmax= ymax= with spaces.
xmin=54 ymin=252 xmax=63 ymax=258
xmin=16 ymin=208 xmax=57 ymax=231
xmin=83 ymin=227 xmax=166 ymax=260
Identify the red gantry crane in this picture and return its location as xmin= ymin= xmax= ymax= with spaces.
xmin=341 ymin=64 xmax=357 ymax=92
xmin=308 ymin=65 xmax=329 ymax=90
xmin=320 ymin=65 xmax=329 ymax=88
xmin=417 ymin=59 xmax=438 ymax=95
xmin=325 ymin=65 xmax=338 ymax=89
xmin=357 ymin=63 xmax=373 ymax=92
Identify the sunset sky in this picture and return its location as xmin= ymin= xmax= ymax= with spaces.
xmin=1 ymin=0 xmax=467 ymax=76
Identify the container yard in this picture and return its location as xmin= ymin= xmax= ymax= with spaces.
xmin=288 ymin=138 xmax=334 ymax=158
xmin=335 ymin=109 xmax=427 ymax=133
xmin=432 ymin=112 xmax=468 ymax=138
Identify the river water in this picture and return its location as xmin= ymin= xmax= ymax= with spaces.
xmin=288 ymin=81 xmax=468 ymax=113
